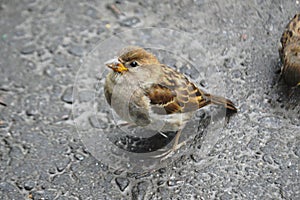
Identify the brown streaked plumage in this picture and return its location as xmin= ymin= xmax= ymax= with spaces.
xmin=280 ymin=14 xmax=300 ymax=87
xmin=104 ymin=46 xmax=237 ymax=159
xmin=282 ymin=41 xmax=300 ymax=86
xmin=280 ymin=14 xmax=300 ymax=52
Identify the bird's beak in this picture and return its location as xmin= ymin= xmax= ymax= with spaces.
xmin=105 ymin=58 xmax=128 ymax=73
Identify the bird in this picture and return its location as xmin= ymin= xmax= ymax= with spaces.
xmin=104 ymin=46 xmax=237 ymax=159
xmin=279 ymin=14 xmax=300 ymax=87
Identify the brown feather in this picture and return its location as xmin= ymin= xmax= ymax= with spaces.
xmin=118 ymin=46 xmax=160 ymax=65
xmin=164 ymin=101 xmax=182 ymax=114
xmin=279 ymin=14 xmax=300 ymax=87
xmin=156 ymin=65 xmax=237 ymax=113
xmin=144 ymin=64 xmax=237 ymax=115
xmin=145 ymin=65 xmax=237 ymax=114
xmin=143 ymin=66 xmax=200 ymax=114
xmin=282 ymin=40 xmax=300 ymax=86
xmin=144 ymin=84 xmax=175 ymax=104
xmin=144 ymin=83 xmax=182 ymax=114
xmin=202 ymin=93 xmax=238 ymax=112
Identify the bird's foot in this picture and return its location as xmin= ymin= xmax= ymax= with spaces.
xmin=152 ymin=141 xmax=186 ymax=161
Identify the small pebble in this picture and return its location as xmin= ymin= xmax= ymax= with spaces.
xmin=24 ymin=59 xmax=36 ymax=70
xmin=24 ymin=180 xmax=35 ymax=191
xmin=115 ymin=177 xmax=130 ymax=191
xmin=20 ymin=44 xmax=36 ymax=54
xmin=157 ymin=180 xmax=164 ymax=186
xmin=74 ymin=153 xmax=84 ymax=161
xmin=44 ymin=65 xmax=58 ymax=77
xmin=119 ymin=16 xmax=140 ymax=27
xmin=61 ymin=86 xmax=75 ymax=104
xmin=53 ymin=54 xmax=67 ymax=68
xmin=67 ymin=44 xmax=84 ymax=57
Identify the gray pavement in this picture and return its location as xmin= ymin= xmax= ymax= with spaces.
xmin=0 ymin=0 xmax=299 ymax=199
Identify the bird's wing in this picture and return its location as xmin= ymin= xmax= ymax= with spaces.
xmin=143 ymin=65 xmax=206 ymax=115
xmin=144 ymin=83 xmax=180 ymax=114
xmin=282 ymin=41 xmax=300 ymax=86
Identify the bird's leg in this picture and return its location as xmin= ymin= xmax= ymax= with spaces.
xmin=288 ymin=84 xmax=300 ymax=99
xmin=158 ymin=131 xmax=168 ymax=138
xmin=172 ymin=129 xmax=186 ymax=151
xmin=153 ymin=129 xmax=186 ymax=160
xmin=116 ymin=121 xmax=137 ymax=129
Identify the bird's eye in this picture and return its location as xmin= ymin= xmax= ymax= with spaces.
xmin=130 ymin=61 xmax=138 ymax=67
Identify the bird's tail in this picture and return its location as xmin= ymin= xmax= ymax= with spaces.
xmin=199 ymin=93 xmax=237 ymax=113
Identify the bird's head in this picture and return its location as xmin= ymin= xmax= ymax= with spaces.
xmin=105 ymin=46 xmax=160 ymax=74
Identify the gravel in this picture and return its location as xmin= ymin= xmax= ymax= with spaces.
xmin=0 ymin=0 xmax=299 ymax=199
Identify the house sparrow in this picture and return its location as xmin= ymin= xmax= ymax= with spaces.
xmin=280 ymin=14 xmax=300 ymax=87
xmin=104 ymin=46 xmax=237 ymax=158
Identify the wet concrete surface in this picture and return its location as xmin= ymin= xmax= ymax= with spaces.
xmin=0 ymin=0 xmax=299 ymax=199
